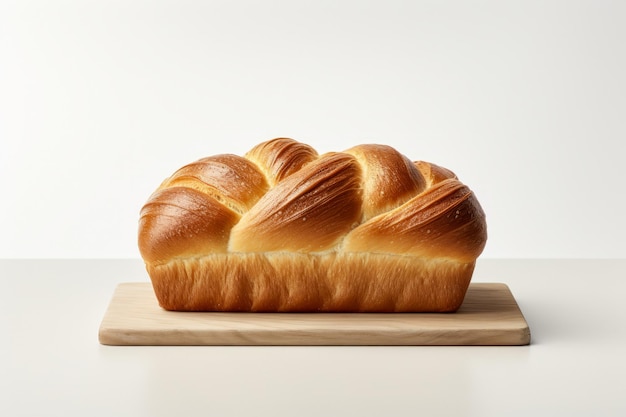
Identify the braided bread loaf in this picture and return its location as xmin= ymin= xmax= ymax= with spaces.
xmin=138 ymin=138 xmax=487 ymax=312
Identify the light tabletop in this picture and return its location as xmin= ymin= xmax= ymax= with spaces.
xmin=1 ymin=259 xmax=625 ymax=416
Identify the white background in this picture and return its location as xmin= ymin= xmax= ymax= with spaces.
xmin=1 ymin=0 xmax=624 ymax=259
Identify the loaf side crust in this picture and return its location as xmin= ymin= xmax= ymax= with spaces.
xmin=148 ymin=252 xmax=475 ymax=312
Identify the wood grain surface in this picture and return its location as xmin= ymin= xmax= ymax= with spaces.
xmin=98 ymin=282 xmax=530 ymax=346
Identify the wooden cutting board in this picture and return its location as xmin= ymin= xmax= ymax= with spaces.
xmin=98 ymin=282 xmax=530 ymax=346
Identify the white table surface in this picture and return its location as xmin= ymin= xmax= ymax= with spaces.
xmin=1 ymin=259 xmax=625 ymax=416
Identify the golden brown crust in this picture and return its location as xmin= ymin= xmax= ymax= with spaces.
xmin=148 ymin=253 xmax=475 ymax=312
xmin=158 ymin=154 xmax=269 ymax=214
xmin=230 ymin=152 xmax=363 ymax=253
xmin=342 ymin=179 xmax=487 ymax=262
xmin=345 ymin=144 xmax=427 ymax=221
xmin=415 ymin=160 xmax=457 ymax=185
xmin=138 ymin=138 xmax=488 ymax=312
xmin=244 ymin=138 xmax=318 ymax=186
xmin=138 ymin=187 xmax=240 ymax=263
